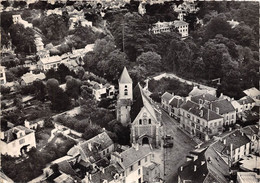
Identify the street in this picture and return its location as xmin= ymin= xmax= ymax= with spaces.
xmin=161 ymin=110 xmax=197 ymax=183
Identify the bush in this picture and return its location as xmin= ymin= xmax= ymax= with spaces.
xmin=0 ymin=86 xmax=11 ymax=95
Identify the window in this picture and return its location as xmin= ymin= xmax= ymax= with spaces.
xmin=0 ymin=73 xmax=3 ymax=77
xmin=226 ymin=116 xmax=228 ymax=120
xmin=138 ymin=169 xmax=141 ymax=175
xmin=19 ymin=139 xmax=25 ymax=145
xmin=148 ymin=119 xmax=151 ymax=124
xmin=124 ymin=89 xmax=128 ymax=96
xmin=139 ymin=119 xmax=142 ymax=125
xmin=145 ymin=156 xmax=147 ymax=162
xmin=125 ymin=85 xmax=127 ymax=88
xmin=187 ymin=114 xmax=190 ymax=118
xmin=232 ymin=115 xmax=234 ymax=119
xmin=107 ymin=149 xmax=109 ymax=153
xmin=138 ymin=160 xmax=141 ymax=166
xmin=130 ymin=165 xmax=133 ymax=171
xmin=197 ymin=119 xmax=200 ymax=123
xmin=214 ymin=122 xmax=217 ymax=127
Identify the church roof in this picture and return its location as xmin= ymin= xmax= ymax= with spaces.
xmin=119 ymin=67 xmax=132 ymax=84
xmin=131 ymin=83 xmax=161 ymax=123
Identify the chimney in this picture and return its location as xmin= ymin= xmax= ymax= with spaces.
xmin=200 ymin=110 xmax=203 ymax=117
xmin=194 ymin=165 xmax=197 ymax=172
xmin=216 ymin=107 xmax=219 ymax=114
xmin=101 ymin=167 xmax=105 ymax=174
xmin=201 ymin=161 xmax=205 ymax=166
xmin=180 ymin=166 xmax=183 ymax=171
xmin=88 ymin=142 xmax=92 ymax=151
xmin=135 ymin=143 xmax=139 ymax=151
xmin=230 ymin=143 xmax=233 ymax=166
xmin=229 ymin=127 xmax=232 ymax=132
xmin=223 ymin=139 xmax=226 ymax=145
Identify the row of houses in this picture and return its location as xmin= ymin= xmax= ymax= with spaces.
xmin=161 ymin=86 xmax=259 ymax=142
xmin=177 ymin=124 xmax=260 ymax=183
xmin=30 ymin=131 xmax=162 ymax=183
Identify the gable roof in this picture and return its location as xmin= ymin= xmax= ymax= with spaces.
xmin=169 ymin=97 xmax=184 ymax=108
xmin=117 ymin=145 xmax=152 ymax=168
xmin=191 ymin=93 xmax=217 ymax=104
xmin=237 ymin=96 xmax=255 ymax=105
xmin=181 ymin=100 xmax=223 ymax=121
xmin=21 ymin=72 xmax=46 ymax=84
xmin=119 ymin=67 xmax=132 ymax=84
xmin=211 ymin=99 xmax=235 ymax=114
xmin=243 ymin=87 xmax=260 ymax=98
xmin=189 ymin=87 xmax=216 ymax=97
xmin=131 ymin=83 xmax=161 ymax=123
xmin=161 ymin=92 xmax=174 ymax=103
xmin=40 ymin=55 xmax=62 ymax=64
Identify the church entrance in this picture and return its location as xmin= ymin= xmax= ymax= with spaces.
xmin=142 ymin=137 xmax=149 ymax=145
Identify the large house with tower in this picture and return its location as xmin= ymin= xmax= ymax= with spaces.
xmin=116 ymin=67 xmax=163 ymax=148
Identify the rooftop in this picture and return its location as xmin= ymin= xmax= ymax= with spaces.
xmin=21 ymin=72 xmax=46 ymax=84
xmin=181 ymin=100 xmax=223 ymax=121
xmin=1 ymin=125 xmax=34 ymax=143
xmin=191 ymin=93 xmax=217 ymax=104
xmin=161 ymin=92 xmax=174 ymax=103
xmin=189 ymin=86 xmax=216 ymax=97
xmin=237 ymin=96 xmax=255 ymax=105
xmin=174 ymin=20 xmax=189 ymax=27
xmin=239 ymin=154 xmax=260 ymax=171
xmin=237 ymin=172 xmax=260 ymax=183
xmin=169 ymin=97 xmax=184 ymax=108
xmin=119 ymin=67 xmax=132 ymax=84
xmin=243 ymin=87 xmax=260 ymax=98
xmin=211 ymin=99 xmax=235 ymax=114
xmin=40 ymin=55 xmax=62 ymax=64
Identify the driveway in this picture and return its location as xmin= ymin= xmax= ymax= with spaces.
xmin=161 ymin=110 xmax=197 ymax=183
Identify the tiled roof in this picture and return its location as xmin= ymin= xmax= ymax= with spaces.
xmin=237 ymin=96 xmax=255 ymax=105
xmin=131 ymin=83 xmax=161 ymax=122
xmin=161 ymin=92 xmax=174 ymax=103
xmin=191 ymin=93 xmax=217 ymax=104
xmin=174 ymin=20 xmax=189 ymax=27
xmin=169 ymin=97 xmax=184 ymax=108
xmin=242 ymin=125 xmax=259 ymax=137
xmin=119 ymin=67 xmax=132 ymax=84
xmin=211 ymin=99 xmax=235 ymax=114
xmin=75 ymin=132 xmax=113 ymax=163
xmin=40 ymin=55 xmax=62 ymax=64
xmin=118 ymin=145 xmax=152 ymax=168
xmin=189 ymin=87 xmax=215 ymax=97
xmin=53 ymin=173 xmax=74 ymax=183
xmin=243 ymin=87 xmax=260 ymax=98
xmin=21 ymin=72 xmax=46 ymax=84
xmin=181 ymin=100 xmax=223 ymax=121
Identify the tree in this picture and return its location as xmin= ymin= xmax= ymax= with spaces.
xmin=46 ymin=78 xmax=59 ymax=101
xmin=136 ymin=51 xmax=162 ymax=73
xmin=65 ymin=76 xmax=82 ymax=100
xmin=13 ymin=94 xmax=23 ymax=110
xmin=57 ymin=64 xmax=75 ymax=84
xmin=0 ymin=86 xmax=11 ymax=95
xmin=51 ymin=87 xmax=71 ymax=111
xmin=33 ymin=80 xmax=46 ymax=102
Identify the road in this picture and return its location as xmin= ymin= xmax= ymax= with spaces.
xmin=161 ymin=110 xmax=197 ymax=183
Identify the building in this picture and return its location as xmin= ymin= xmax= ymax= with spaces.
xmin=210 ymin=99 xmax=236 ymax=126
xmin=238 ymin=154 xmax=260 ymax=172
xmin=116 ymin=67 xmax=133 ymax=124
xmin=169 ymin=96 xmax=184 ymax=120
xmin=180 ymin=100 xmax=224 ymax=141
xmin=0 ymin=125 xmax=36 ymax=157
xmin=212 ymin=129 xmax=251 ymax=165
xmin=21 ymin=72 xmax=46 ymax=85
xmin=88 ymin=80 xmax=115 ymax=101
xmin=190 ymin=93 xmax=217 ymax=104
xmin=24 ymin=119 xmax=45 ymax=130
xmin=111 ymin=144 xmax=162 ymax=183
xmin=178 ymin=147 xmax=230 ymax=183
xmin=242 ymin=125 xmax=260 ymax=153
xmin=67 ymin=131 xmax=114 ymax=164
xmin=237 ymin=172 xmax=260 ymax=183
xmin=237 ymin=96 xmax=256 ymax=112
xmin=12 ymin=14 xmax=33 ymax=28
xmin=243 ymin=87 xmax=260 ymax=106
xmin=138 ymin=2 xmax=146 ymax=16
xmin=189 ymin=86 xmax=217 ymax=97
xmin=38 ymin=55 xmax=62 ymax=71
xmin=0 ymin=65 xmax=7 ymax=85
xmin=161 ymin=92 xmax=174 ymax=112
xmin=173 ymin=20 xmax=189 ymax=38
xmin=131 ymin=83 xmax=163 ymax=147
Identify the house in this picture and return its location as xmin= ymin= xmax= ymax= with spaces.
xmin=237 ymin=172 xmax=260 ymax=183
xmin=243 ymin=87 xmax=260 ymax=106
xmin=111 ymin=144 xmax=162 ymax=183
xmin=0 ymin=125 xmax=36 ymax=157
xmin=212 ymin=129 xmax=251 ymax=165
xmin=161 ymin=92 xmax=174 ymax=112
xmin=241 ymin=125 xmax=260 ymax=153
xmin=21 ymin=72 xmax=46 ymax=85
xmin=180 ymin=100 xmax=224 ymax=141
xmin=190 ymin=93 xmax=218 ymax=105
xmin=173 ymin=20 xmax=189 ymax=38
xmin=0 ymin=65 xmax=7 ymax=85
xmin=169 ymin=96 xmax=184 ymax=120
xmin=178 ymin=147 xmax=230 ymax=183
xmin=210 ymin=99 xmax=236 ymax=126
xmin=116 ymin=67 xmax=133 ymax=124
xmin=88 ymin=80 xmax=115 ymax=101
xmin=189 ymin=86 xmax=216 ymax=97
xmin=24 ymin=119 xmax=45 ymax=130
xmin=131 ymin=83 xmax=163 ymax=148
xmin=237 ymin=96 xmax=256 ymax=112
xmin=38 ymin=55 xmax=62 ymax=71
xmin=138 ymin=2 xmax=146 ymax=15
xmin=67 ymin=131 xmax=114 ymax=164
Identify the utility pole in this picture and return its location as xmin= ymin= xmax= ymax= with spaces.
xmin=122 ymin=17 xmax=125 ymax=53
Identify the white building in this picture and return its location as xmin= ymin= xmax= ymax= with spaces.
xmin=0 ymin=65 xmax=7 ymax=85
xmin=111 ymin=144 xmax=162 ymax=183
xmin=0 ymin=126 xmax=36 ymax=157
xmin=161 ymin=92 xmax=174 ymax=112
xmin=21 ymin=71 xmax=46 ymax=85
xmin=88 ymin=80 xmax=115 ymax=101
xmin=243 ymin=87 xmax=260 ymax=106
xmin=173 ymin=20 xmax=189 ymax=38
xmin=38 ymin=55 xmax=62 ymax=71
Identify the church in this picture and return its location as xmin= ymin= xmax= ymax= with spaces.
xmin=116 ymin=67 xmax=163 ymax=148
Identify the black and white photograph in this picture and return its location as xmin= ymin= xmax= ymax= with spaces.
xmin=0 ymin=0 xmax=259 ymax=182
